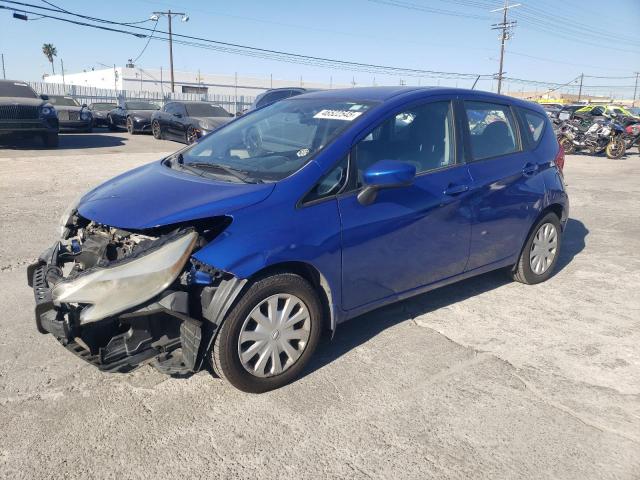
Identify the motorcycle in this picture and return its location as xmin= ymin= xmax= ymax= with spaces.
xmin=557 ymin=117 xmax=626 ymax=159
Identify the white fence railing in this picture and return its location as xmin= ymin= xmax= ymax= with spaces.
xmin=28 ymin=81 xmax=254 ymax=114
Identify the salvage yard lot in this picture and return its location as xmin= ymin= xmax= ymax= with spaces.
xmin=0 ymin=131 xmax=639 ymax=479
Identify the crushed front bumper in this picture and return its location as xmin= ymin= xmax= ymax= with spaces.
xmin=27 ymin=243 xmax=203 ymax=375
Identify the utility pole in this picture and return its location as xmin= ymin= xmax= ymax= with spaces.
xmin=60 ymin=59 xmax=65 ymax=88
xmin=491 ymin=0 xmax=520 ymax=95
xmin=151 ymin=10 xmax=189 ymax=93
xmin=577 ymin=73 xmax=584 ymax=103
xmin=1 ymin=54 xmax=5 ymax=79
xmin=633 ymin=72 xmax=639 ymax=107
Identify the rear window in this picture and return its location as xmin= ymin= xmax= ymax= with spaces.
xmin=464 ymin=101 xmax=519 ymax=161
xmin=521 ymin=109 xmax=546 ymax=145
xmin=0 ymin=81 xmax=37 ymax=98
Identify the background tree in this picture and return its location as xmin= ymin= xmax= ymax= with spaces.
xmin=42 ymin=43 xmax=57 ymax=75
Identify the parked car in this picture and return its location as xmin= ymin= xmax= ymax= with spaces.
xmin=574 ymin=104 xmax=635 ymax=119
xmin=151 ymin=101 xmax=234 ymax=144
xmin=557 ymin=104 xmax=585 ymax=121
xmin=539 ymin=103 xmax=562 ymax=119
xmin=88 ymin=102 xmax=117 ymax=128
xmin=250 ymin=87 xmax=319 ymax=111
xmin=107 ymin=101 xmax=160 ymax=134
xmin=47 ymin=95 xmax=93 ymax=133
xmin=0 ymin=80 xmax=59 ymax=147
xmin=27 ymin=87 xmax=568 ymax=392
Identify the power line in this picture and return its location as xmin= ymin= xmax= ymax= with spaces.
xmin=0 ymin=1 xmax=491 ymax=81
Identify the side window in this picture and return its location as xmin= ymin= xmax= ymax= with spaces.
xmin=354 ymin=101 xmax=454 ymax=187
xmin=464 ymin=101 xmax=518 ymax=161
xmin=175 ymin=104 xmax=187 ymax=116
xmin=164 ymin=103 xmax=176 ymax=114
xmin=303 ymin=156 xmax=349 ymax=203
xmin=522 ymin=109 xmax=546 ymax=145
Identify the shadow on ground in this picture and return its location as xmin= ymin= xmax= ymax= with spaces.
xmin=0 ymin=132 xmax=127 ymax=150
xmin=303 ymin=218 xmax=589 ymax=379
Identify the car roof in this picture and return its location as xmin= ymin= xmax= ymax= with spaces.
xmin=294 ymin=86 xmax=546 ymax=113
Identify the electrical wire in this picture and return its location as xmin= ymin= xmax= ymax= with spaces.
xmin=132 ymin=19 xmax=158 ymax=63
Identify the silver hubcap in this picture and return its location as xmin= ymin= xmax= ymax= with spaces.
xmin=237 ymin=294 xmax=311 ymax=378
xmin=530 ymin=222 xmax=558 ymax=275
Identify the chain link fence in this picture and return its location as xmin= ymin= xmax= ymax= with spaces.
xmin=28 ymin=81 xmax=255 ymax=115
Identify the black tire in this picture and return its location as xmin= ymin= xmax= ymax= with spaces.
xmin=558 ymin=137 xmax=575 ymax=155
xmin=186 ymin=126 xmax=198 ymax=144
xmin=126 ymin=117 xmax=136 ymax=135
xmin=42 ymin=132 xmax=59 ymax=148
xmin=152 ymin=120 xmax=162 ymax=139
xmin=512 ymin=212 xmax=562 ymax=285
xmin=209 ymin=273 xmax=323 ymax=393
xmin=605 ymin=137 xmax=625 ymax=159
xmin=107 ymin=115 xmax=117 ymax=131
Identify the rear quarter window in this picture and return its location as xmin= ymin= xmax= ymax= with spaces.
xmin=521 ymin=109 xmax=547 ymax=146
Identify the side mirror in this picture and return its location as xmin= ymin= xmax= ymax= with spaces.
xmin=82 ymin=103 xmax=87 ymax=108
xmin=40 ymin=94 xmax=49 ymax=101
xmin=357 ymin=160 xmax=416 ymax=206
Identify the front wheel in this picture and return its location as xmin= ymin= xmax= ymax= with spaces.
xmin=512 ymin=212 xmax=562 ymax=285
xmin=126 ymin=117 xmax=136 ymax=135
xmin=107 ymin=115 xmax=117 ymax=131
xmin=152 ymin=120 xmax=162 ymax=139
xmin=42 ymin=132 xmax=59 ymax=148
xmin=605 ymin=137 xmax=626 ymax=159
xmin=185 ymin=126 xmax=198 ymax=144
xmin=209 ymin=273 xmax=323 ymax=393
xmin=558 ymin=137 xmax=575 ymax=155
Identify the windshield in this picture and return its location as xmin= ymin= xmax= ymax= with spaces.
xmin=125 ymin=102 xmax=159 ymax=110
xmin=90 ymin=103 xmax=115 ymax=111
xmin=171 ymin=98 xmax=373 ymax=182
xmin=0 ymin=81 xmax=38 ymax=98
xmin=185 ymin=103 xmax=230 ymax=117
xmin=49 ymin=96 xmax=80 ymax=107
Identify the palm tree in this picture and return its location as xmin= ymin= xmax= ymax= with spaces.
xmin=42 ymin=43 xmax=57 ymax=75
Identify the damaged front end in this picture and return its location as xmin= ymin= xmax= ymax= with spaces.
xmin=27 ymin=214 xmax=244 ymax=375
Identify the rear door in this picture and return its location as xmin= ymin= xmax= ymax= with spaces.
xmin=459 ymin=97 xmax=545 ymax=271
xmin=337 ymin=98 xmax=474 ymax=310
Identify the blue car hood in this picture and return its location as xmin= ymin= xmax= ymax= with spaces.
xmin=77 ymin=161 xmax=275 ymax=230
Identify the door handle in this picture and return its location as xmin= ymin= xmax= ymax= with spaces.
xmin=443 ymin=184 xmax=469 ymax=196
xmin=522 ymin=163 xmax=539 ymax=176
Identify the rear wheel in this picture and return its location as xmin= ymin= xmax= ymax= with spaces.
xmin=558 ymin=137 xmax=575 ymax=154
xmin=152 ymin=120 xmax=162 ymax=139
xmin=512 ymin=212 xmax=562 ymax=285
xmin=42 ymin=132 xmax=59 ymax=148
xmin=605 ymin=137 xmax=625 ymax=159
xmin=209 ymin=273 xmax=322 ymax=393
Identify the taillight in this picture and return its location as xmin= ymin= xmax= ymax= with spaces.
xmin=555 ymin=143 xmax=565 ymax=173
xmin=626 ymin=124 xmax=640 ymax=135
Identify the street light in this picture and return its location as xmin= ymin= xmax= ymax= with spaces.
xmin=152 ymin=10 xmax=189 ymax=94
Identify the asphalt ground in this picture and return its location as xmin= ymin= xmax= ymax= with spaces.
xmin=0 ymin=130 xmax=639 ymax=479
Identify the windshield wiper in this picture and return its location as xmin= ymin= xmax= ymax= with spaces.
xmin=186 ymin=162 xmax=263 ymax=184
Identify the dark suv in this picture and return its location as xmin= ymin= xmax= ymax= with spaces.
xmin=0 ymin=80 xmax=59 ymax=147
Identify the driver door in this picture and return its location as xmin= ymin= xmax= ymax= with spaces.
xmin=337 ymin=99 xmax=473 ymax=310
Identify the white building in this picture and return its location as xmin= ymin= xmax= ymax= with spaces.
xmin=44 ymin=66 xmax=347 ymax=97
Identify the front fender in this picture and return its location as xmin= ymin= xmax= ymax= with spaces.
xmin=191 ymin=182 xmax=344 ymax=327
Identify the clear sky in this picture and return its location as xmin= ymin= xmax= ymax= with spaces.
xmin=1 ymin=0 xmax=639 ymax=97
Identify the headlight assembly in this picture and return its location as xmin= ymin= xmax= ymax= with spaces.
xmin=52 ymin=231 xmax=198 ymax=324
xmin=58 ymin=190 xmax=87 ymax=237
xmin=80 ymin=111 xmax=92 ymax=121
xmin=41 ymin=106 xmax=54 ymax=116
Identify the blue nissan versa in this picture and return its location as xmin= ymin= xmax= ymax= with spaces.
xmin=28 ymin=87 xmax=568 ymax=392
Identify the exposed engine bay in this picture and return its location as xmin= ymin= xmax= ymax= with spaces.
xmin=58 ymin=222 xmax=159 ymax=276
xmin=28 ymin=213 xmax=245 ymax=376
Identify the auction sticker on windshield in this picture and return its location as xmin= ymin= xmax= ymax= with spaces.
xmin=313 ymin=109 xmax=364 ymax=121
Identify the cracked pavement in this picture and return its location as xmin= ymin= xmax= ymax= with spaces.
xmin=0 ymin=132 xmax=639 ymax=479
